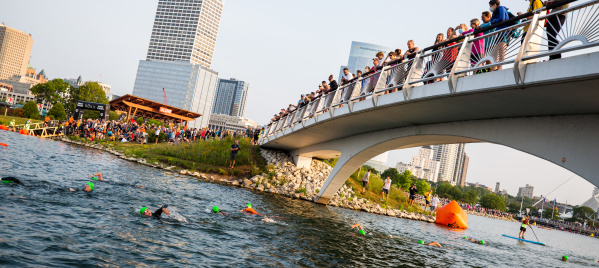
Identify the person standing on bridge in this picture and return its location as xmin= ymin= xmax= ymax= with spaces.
xmin=361 ymin=170 xmax=371 ymax=194
xmin=408 ymin=184 xmax=418 ymax=207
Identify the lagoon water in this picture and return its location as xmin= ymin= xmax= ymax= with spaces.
xmin=1 ymin=131 xmax=598 ymax=267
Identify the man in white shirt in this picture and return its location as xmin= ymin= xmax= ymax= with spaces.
xmin=382 ymin=176 xmax=392 ymax=201
xmin=340 ymin=68 xmax=353 ymax=85
xmin=430 ymin=194 xmax=440 ymax=214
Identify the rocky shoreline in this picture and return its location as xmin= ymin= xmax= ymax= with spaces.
xmin=57 ymin=137 xmax=516 ymax=224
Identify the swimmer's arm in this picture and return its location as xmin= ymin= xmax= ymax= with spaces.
xmin=427 ymin=242 xmax=442 ymax=247
xmin=351 ymin=223 xmax=363 ymax=231
xmin=89 ymin=173 xmax=103 ymax=181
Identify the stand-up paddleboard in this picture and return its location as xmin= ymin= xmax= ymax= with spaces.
xmin=502 ymin=234 xmax=546 ymax=246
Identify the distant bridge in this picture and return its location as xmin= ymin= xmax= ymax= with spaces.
xmin=260 ymin=1 xmax=599 ymax=204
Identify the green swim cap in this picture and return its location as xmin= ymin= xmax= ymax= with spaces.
xmin=212 ymin=206 xmax=219 ymax=213
xmin=91 ymin=177 xmax=99 ymax=181
xmin=418 ymin=240 xmax=424 ymax=244
xmin=2 ymin=180 xmax=11 ymax=184
xmin=463 ymin=236 xmax=467 ymax=239
xmin=480 ymin=240 xmax=485 ymax=245
xmin=246 ymin=203 xmax=252 ymax=208
xmin=562 ymin=255 xmax=568 ymax=261
xmin=86 ymin=182 xmax=94 ymax=191
xmin=140 ymin=207 xmax=148 ymax=215
xmin=359 ymin=229 xmax=366 ymax=235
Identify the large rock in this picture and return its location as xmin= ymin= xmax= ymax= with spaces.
xmin=180 ymin=170 xmax=188 ymax=175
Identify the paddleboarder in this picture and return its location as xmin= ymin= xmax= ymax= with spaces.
xmin=519 ymin=215 xmax=532 ymax=239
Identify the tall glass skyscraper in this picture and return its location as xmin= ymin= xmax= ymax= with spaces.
xmin=146 ymin=0 xmax=224 ymax=68
xmin=132 ymin=0 xmax=225 ymax=128
xmin=212 ymin=78 xmax=249 ymax=118
xmin=338 ymin=41 xmax=392 ymax=80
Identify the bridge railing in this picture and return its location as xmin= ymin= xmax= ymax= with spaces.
xmin=260 ymin=0 xmax=599 ymax=145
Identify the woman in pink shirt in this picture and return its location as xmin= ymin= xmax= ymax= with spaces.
xmin=461 ymin=18 xmax=485 ymax=66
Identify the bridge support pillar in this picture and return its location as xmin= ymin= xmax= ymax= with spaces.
xmin=292 ymin=155 xmax=312 ymax=169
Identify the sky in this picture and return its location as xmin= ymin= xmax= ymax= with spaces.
xmin=2 ymin=0 xmax=596 ymax=205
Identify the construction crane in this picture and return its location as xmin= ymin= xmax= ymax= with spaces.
xmin=162 ymin=88 xmax=168 ymax=105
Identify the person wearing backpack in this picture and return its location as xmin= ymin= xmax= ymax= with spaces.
xmin=489 ymin=0 xmax=510 ymax=70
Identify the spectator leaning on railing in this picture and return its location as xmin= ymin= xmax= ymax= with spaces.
xmin=544 ymin=0 xmax=570 ymax=60
xmin=404 ymin=40 xmax=419 ymax=60
xmin=340 ymin=68 xmax=353 ymax=85
xmin=328 ymin=75 xmax=338 ymax=91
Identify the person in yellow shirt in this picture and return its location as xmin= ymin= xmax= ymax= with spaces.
xmin=522 ymin=0 xmax=544 ymax=40
xmin=424 ymin=189 xmax=433 ymax=211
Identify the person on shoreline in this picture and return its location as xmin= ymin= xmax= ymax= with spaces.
xmin=381 ymin=176 xmax=391 ymax=201
xmin=430 ymin=194 xmax=440 ymax=214
xmin=424 ymin=189 xmax=433 ymax=211
xmin=8 ymin=119 xmax=16 ymax=131
xmin=361 ymin=170 xmax=371 ymax=194
xmin=1 ymin=177 xmax=25 ymax=186
xmin=241 ymin=203 xmax=260 ymax=215
xmin=408 ymin=184 xmax=418 ymax=207
xmin=140 ymin=204 xmax=170 ymax=219
xmin=229 ymin=140 xmax=239 ymax=169
xmin=519 ymin=215 xmax=533 ymax=239
xmin=70 ymin=182 xmax=94 ymax=192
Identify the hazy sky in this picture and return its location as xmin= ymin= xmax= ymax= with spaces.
xmin=2 ymin=0 xmax=596 ymax=205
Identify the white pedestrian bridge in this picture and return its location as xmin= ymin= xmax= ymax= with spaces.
xmin=259 ymin=0 xmax=599 ymax=204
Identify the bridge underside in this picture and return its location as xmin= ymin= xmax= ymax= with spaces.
xmin=287 ymin=115 xmax=599 ymax=204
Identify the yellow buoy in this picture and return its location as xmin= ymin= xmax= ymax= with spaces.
xmin=591 ymin=233 xmax=595 ymax=237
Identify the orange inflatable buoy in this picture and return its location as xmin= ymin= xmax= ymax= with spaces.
xmin=435 ymin=200 xmax=468 ymax=229
xmin=0 ymin=143 xmax=7 ymax=147
xmin=19 ymin=129 xmax=28 ymax=135
xmin=0 ymin=125 xmax=7 ymax=130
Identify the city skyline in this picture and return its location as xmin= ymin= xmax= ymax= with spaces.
xmin=1 ymin=0 xmax=595 ymax=205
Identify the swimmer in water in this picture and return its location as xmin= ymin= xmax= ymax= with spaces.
xmin=140 ymin=204 xmax=170 ymax=219
xmin=418 ymin=240 xmax=442 ymax=247
xmin=212 ymin=206 xmax=228 ymax=216
xmin=70 ymin=182 xmax=94 ymax=192
xmin=351 ymin=223 xmax=368 ymax=236
xmin=463 ymin=237 xmax=485 ymax=245
xmin=262 ymin=217 xmax=275 ymax=223
xmin=241 ymin=203 xmax=261 ymax=215
xmin=89 ymin=173 xmax=103 ymax=181
xmin=1 ymin=177 xmax=25 ymax=186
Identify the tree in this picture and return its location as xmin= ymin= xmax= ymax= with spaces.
xmin=66 ymin=82 xmax=108 ymax=114
xmin=47 ymin=102 xmax=67 ymax=120
xmin=415 ymin=180 xmax=431 ymax=195
xmin=22 ymin=101 xmax=39 ymax=119
xmin=479 ymin=193 xmax=506 ymax=211
xmin=542 ymin=207 xmax=560 ymax=220
xmin=572 ymin=206 xmax=596 ymax=222
xmin=30 ymin=79 xmax=70 ymax=105
xmin=147 ymin=118 xmax=163 ymax=126
xmin=381 ymin=168 xmax=400 ymax=185
xmin=397 ymin=170 xmax=413 ymax=191
xmin=362 ymin=165 xmax=379 ymax=175
xmin=109 ymin=111 xmax=119 ymax=121
xmin=136 ymin=117 xmax=144 ymax=125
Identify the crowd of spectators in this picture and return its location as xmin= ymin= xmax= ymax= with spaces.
xmin=54 ymin=117 xmax=263 ymax=145
xmin=269 ymin=0 xmax=572 ymax=125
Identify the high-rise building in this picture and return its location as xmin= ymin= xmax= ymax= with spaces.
xmin=517 ymin=184 xmax=534 ymax=199
xmin=338 ymin=41 xmax=392 ymax=80
xmin=212 ymin=78 xmax=249 ymax=117
xmin=395 ymin=146 xmax=441 ymax=182
xmin=365 ymin=152 xmax=389 ymax=173
xmin=0 ymin=25 xmax=34 ymax=80
xmin=495 ymin=182 xmax=501 ymax=194
xmin=433 ymin=143 xmax=468 ymax=186
xmin=146 ymin=0 xmax=224 ymax=68
xmin=593 ymin=187 xmax=599 ymax=197
xmin=132 ymin=60 xmax=218 ymax=128
xmin=133 ymin=0 xmax=225 ymax=128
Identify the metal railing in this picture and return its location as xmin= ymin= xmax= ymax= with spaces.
xmin=260 ymin=0 xmax=598 ymax=144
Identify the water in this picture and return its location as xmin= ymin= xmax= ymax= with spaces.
xmin=1 ymin=131 xmax=598 ymax=267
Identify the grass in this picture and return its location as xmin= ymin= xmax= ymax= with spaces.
xmin=67 ymin=136 xmax=268 ymax=177
xmin=0 ymin=115 xmax=43 ymax=126
xmin=344 ymin=166 xmax=423 ymax=213
xmin=295 ymin=187 xmax=306 ymax=194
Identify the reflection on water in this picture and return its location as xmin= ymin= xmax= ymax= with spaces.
xmin=1 ymin=131 xmax=598 ymax=267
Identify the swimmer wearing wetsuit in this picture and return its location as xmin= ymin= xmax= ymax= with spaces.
xmin=1 ymin=177 xmax=25 ymax=186
xmin=240 ymin=203 xmax=260 ymax=215
xmin=70 ymin=182 xmax=94 ymax=192
xmin=464 ymin=237 xmax=485 ymax=245
xmin=212 ymin=206 xmax=228 ymax=216
xmin=140 ymin=204 xmax=170 ymax=219
xmin=89 ymin=173 xmax=103 ymax=181
xmin=351 ymin=223 xmax=367 ymax=235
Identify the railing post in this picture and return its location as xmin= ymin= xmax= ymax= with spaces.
xmin=514 ymin=11 xmax=546 ymax=84
xmin=372 ymin=66 xmax=389 ymax=106
xmin=403 ymin=54 xmax=422 ymax=100
xmin=448 ymin=36 xmax=473 ymax=93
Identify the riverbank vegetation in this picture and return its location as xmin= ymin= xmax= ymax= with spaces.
xmin=0 ymin=115 xmax=43 ymax=126
xmin=68 ymin=135 xmax=268 ymax=177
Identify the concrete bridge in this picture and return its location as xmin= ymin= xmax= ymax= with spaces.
xmin=260 ymin=1 xmax=599 ymax=204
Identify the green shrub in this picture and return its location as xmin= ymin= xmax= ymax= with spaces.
xmin=295 ymin=187 xmax=306 ymax=194
xmin=279 ymin=179 xmax=288 ymax=186
xmin=22 ymin=101 xmax=39 ymax=119
xmin=48 ymin=102 xmax=67 ymax=120
xmin=316 ymin=189 xmax=320 ymax=193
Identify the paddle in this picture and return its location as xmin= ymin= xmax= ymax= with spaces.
xmin=530 ymin=226 xmax=541 ymax=243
